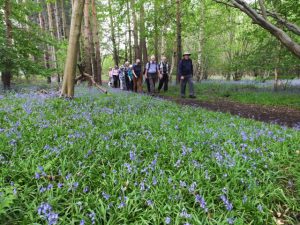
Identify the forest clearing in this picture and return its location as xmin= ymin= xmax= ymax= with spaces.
xmin=1 ymin=0 xmax=300 ymax=224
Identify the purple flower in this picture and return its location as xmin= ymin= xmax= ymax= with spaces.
xmin=35 ymin=172 xmax=41 ymax=179
xmin=152 ymin=176 xmax=157 ymax=186
xmin=195 ymin=194 xmax=208 ymax=212
xmin=220 ymin=195 xmax=233 ymax=211
xmin=257 ymin=204 xmax=263 ymax=212
xmin=180 ymin=180 xmax=187 ymax=188
xmin=129 ymin=151 xmax=136 ymax=161
xmin=80 ymin=219 xmax=85 ymax=225
xmin=102 ymin=192 xmax=110 ymax=200
xmin=83 ymin=186 xmax=89 ymax=193
xmin=88 ymin=212 xmax=96 ymax=224
xmin=57 ymin=183 xmax=63 ymax=189
xmin=227 ymin=217 xmax=235 ymax=224
xmin=65 ymin=173 xmax=72 ymax=180
xmin=165 ymin=217 xmax=171 ymax=224
xmin=37 ymin=202 xmax=58 ymax=225
xmin=180 ymin=209 xmax=191 ymax=218
xmin=146 ymin=200 xmax=153 ymax=206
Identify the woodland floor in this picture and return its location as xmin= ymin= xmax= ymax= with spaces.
xmin=157 ymin=95 xmax=300 ymax=129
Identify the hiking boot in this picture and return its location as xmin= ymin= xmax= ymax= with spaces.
xmin=189 ymin=95 xmax=196 ymax=99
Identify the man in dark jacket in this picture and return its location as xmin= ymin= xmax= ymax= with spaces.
xmin=178 ymin=52 xmax=196 ymax=98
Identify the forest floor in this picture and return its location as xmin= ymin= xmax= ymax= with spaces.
xmin=158 ymin=95 xmax=300 ymax=129
xmin=156 ymin=81 xmax=300 ymax=129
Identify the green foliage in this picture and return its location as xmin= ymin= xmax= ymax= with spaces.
xmin=0 ymin=88 xmax=299 ymax=224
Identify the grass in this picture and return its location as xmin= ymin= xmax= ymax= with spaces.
xmin=162 ymin=82 xmax=300 ymax=109
xmin=0 ymin=87 xmax=300 ymax=225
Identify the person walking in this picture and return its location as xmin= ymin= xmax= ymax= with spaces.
xmin=145 ymin=55 xmax=161 ymax=95
xmin=128 ymin=65 xmax=134 ymax=91
xmin=133 ymin=59 xmax=143 ymax=93
xmin=158 ymin=56 xmax=170 ymax=92
xmin=178 ymin=52 xmax=196 ymax=98
xmin=112 ymin=66 xmax=120 ymax=88
xmin=119 ymin=62 xmax=129 ymax=90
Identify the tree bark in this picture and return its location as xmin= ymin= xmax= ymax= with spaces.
xmin=126 ymin=0 xmax=132 ymax=63
xmin=2 ymin=0 xmax=13 ymax=90
xmin=91 ymin=0 xmax=102 ymax=84
xmin=47 ymin=2 xmax=60 ymax=83
xmin=83 ymin=0 xmax=93 ymax=85
xmin=154 ymin=0 xmax=159 ymax=60
xmin=38 ymin=0 xmax=51 ymax=83
xmin=60 ymin=0 xmax=69 ymax=39
xmin=176 ymin=0 xmax=182 ymax=84
xmin=108 ymin=0 xmax=119 ymax=65
xmin=61 ymin=0 xmax=85 ymax=98
xmin=197 ymin=0 xmax=205 ymax=81
xmin=139 ymin=2 xmax=147 ymax=66
xmin=131 ymin=0 xmax=139 ymax=60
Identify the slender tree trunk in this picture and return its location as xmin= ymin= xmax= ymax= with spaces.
xmin=126 ymin=0 xmax=132 ymax=63
xmin=60 ymin=0 xmax=69 ymax=39
xmin=38 ymin=0 xmax=51 ymax=83
xmin=139 ymin=2 xmax=147 ymax=66
xmin=108 ymin=0 xmax=119 ymax=65
xmin=91 ymin=0 xmax=102 ymax=84
xmin=131 ymin=0 xmax=139 ymax=60
xmin=61 ymin=0 xmax=85 ymax=98
xmin=47 ymin=2 xmax=60 ymax=83
xmin=176 ymin=0 xmax=182 ymax=84
xmin=170 ymin=41 xmax=177 ymax=82
xmin=2 ymin=0 xmax=13 ymax=90
xmin=154 ymin=0 xmax=159 ymax=60
xmin=197 ymin=0 xmax=206 ymax=81
xmin=83 ymin=0 xmax=93 ymax=86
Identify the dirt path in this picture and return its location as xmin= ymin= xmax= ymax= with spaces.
xmin=158 ymin=96 xmax=300 ymax=129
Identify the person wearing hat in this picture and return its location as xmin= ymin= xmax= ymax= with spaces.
xmin=178 ymin=52 xmax=196 ymax=98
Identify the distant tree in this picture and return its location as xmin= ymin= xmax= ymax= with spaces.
xmin=214 ymin=0 xmax=300 ymax=59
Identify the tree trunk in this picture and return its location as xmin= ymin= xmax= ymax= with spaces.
xmin=126 ymin=0 xmax=132 ymax=63
xmin=108 ymin=0 xmax=119 ymax=65
xmin=38 ymin=1 xmax=51 ymax=83
xmin=176 ymin=0 xmax=182 ymax=84
xmin=154 ymin=0 xmax=159 ymax=60
xmin=83 ymin=0 xmax=93 ymax=86
xmin=131 ymin=0 xmax=139 ymax=60
xmin=2 ymin=0 xmax=13 ymax=90
xmin=197 ymin=0 xmax=205 ymax=81
xmin=60 ymin=0 xmax=69 ymax=39
xmin=47 ymin=2 xmax=60 ymax=83
xmin=169 ymin=41 xmax=177 ymax=82
xmin=61 ymin=0 xmax=85 ymax=98
xmin=91 ymin=0 xmax=102 ymax=84
xmin=139 ymin=2 xmax=147 ymax=66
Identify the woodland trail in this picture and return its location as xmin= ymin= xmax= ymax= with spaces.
xmin=157 ymin=95 xmax=300 ymax=129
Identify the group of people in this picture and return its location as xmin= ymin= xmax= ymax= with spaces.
xmin=108 ymin=52 xmax=196 ymax=98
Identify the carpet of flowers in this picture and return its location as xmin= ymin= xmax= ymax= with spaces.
xmin=0 ymin=88 xmax=299 ymax=225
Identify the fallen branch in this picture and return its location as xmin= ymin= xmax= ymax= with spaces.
xmin=77 ymin=64 xmax=108 ymax=94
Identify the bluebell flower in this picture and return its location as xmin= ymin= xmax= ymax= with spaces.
xmin=35 ymin=172 xmax=41 ymax=179
xmin=80 ymin=219 xmax=85 ymax=225
xmin=220 ymin=195 xmax=233 ymax=211
xmin=195 ymin=194 xmax=208 ymax=212
xmin=66 ymin=173 xmax=72 ymax=180
xmin=57 ymin=183 xmax=63 ymax=189
xmin=180 ymin=209 xmax=191 ymax=218
xmin=257 ymin=204 xmax=263 ymax=212
xmin=227 ymin=217 xmax=235 ymax=224
xmin=37 ymin=202 xmax=58 ymax=225
xmin=102 ymin=192 xmax=110 ymax=200
xmin=146 ymin=200 xmax=153 ymax=206
xmin=165 ymin=217 xmax=171 ymax=224
xmin=83 ymin=186 xmax=89 ymax=193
